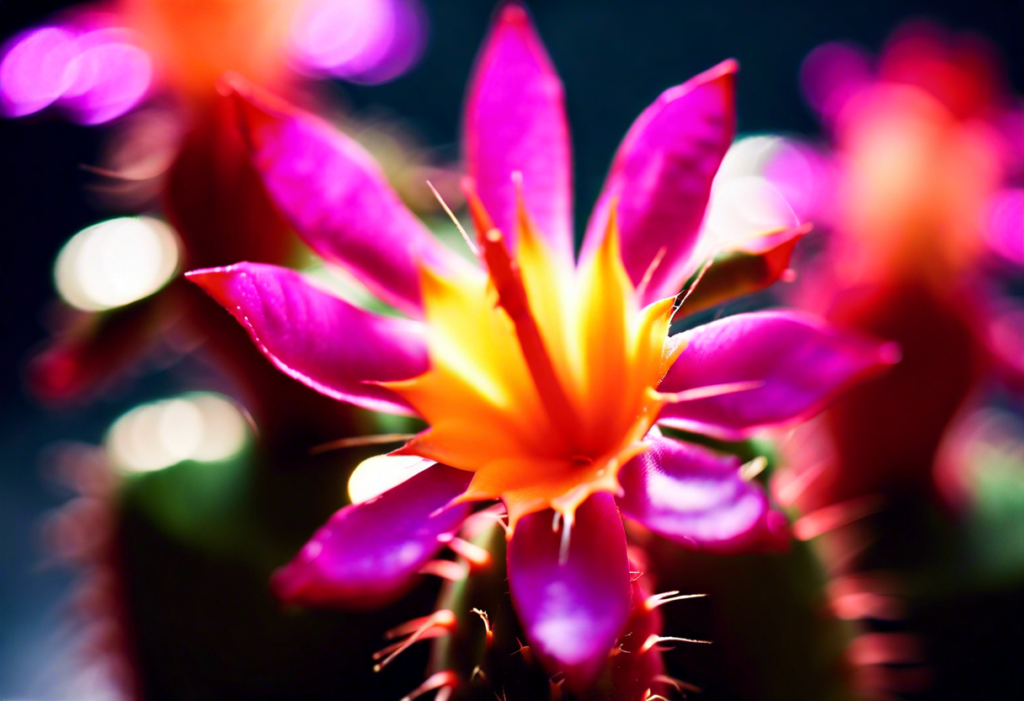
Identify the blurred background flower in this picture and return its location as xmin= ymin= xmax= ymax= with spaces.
xmin=752 ymin=19 xmax=1024 ymax=701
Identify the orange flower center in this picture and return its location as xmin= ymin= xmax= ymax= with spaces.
xmin=384 ymin=197 xmax=682 ymax=529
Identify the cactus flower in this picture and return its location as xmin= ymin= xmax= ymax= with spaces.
xmin=188 ymin=4 xmax=894 ymax=689
xmin=766 ymin=22 xmax=1024 ymax=513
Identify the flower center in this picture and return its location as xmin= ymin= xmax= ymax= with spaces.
xmin=384 ymin=195 xmax=681 ymax=529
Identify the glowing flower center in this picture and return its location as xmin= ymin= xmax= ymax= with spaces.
xmin=837 ymin=84 xmax=1000 ymax=288
xmin=385 ymin=199 xmax=682 ymax=528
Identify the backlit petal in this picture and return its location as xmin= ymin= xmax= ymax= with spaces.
xmin=227 ymin=78 xmax=476 ymax=316
xmin=583 ymin=60 xmax=737 ymax=304
xmin=618 ymin=436 xmax=789 ymax=552
xmin=271 ymin=463 xmax=472 ymax=608
xmin=464 ymin=3 xmax=572 ymax=258
xmin=506 ymin=493 xmax=631 ymax=691
xmin=658 ymin=311 xmax=898 ymax=439
xmin=187 ymin=262 xmax=428 ymax=415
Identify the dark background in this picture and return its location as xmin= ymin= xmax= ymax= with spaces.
xmin=1 ymin=0 xmax=1022 ymax=696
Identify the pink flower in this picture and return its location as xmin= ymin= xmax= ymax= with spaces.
xmin=188 ymin=5 xmax=893 ymax=689
xmin=764 ymin=22 xmax=1024 ymax=511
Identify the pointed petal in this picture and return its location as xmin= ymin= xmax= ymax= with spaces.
xmin=226 ymin=77 xmax=476 ymax=316
xmin=658 ymin=311 xmax=898 ymax=439
xmin=507 ymin=493 xmax=631 ymax=691
xmin=675 ymin=225 xmax=808 ymax=318
xmin=271 ymin=463 xmax=473 ymax=608
xmin=464 ymin=3 xmax=572 ymax=258
xmin=617 ymin=436 xmax=789 ymax=552
xmin=187 ymin=263 xmax=428 ymax=415
xmin=583 ymin=61 xmax=737 ymax=304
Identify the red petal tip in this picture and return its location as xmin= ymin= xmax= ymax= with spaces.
xmin=497 ymin=2 xmax=529 ymax=26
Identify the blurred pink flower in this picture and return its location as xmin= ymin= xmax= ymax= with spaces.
xmin=0 ymin=0 xmax=428 ymax=124
xmin=10 ymin=1 xmax=432 ymax=414
xmin=767 ymin=22 xmax=1024 ymax=512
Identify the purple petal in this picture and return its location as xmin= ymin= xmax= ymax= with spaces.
xmin=227 ymin=79 xmax=475 ymax=316
xmin=186 ymin=262 xmax=428 ymax=415
xmin=272 ymin=463 xmax=472 ymax=608
xmin=582 ymin=60 xmax=737 ymax=304
xmin=618 ymin=436 xmax=789 ymax=552
xmin=507 ymin=493 xmax=631 ymax=691
xmin=464 ymin=4 xmax=573 ymax=259
xmin=658 ymin=310 xmax=898 ymax=439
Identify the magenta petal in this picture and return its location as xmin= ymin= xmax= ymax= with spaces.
xmin=507 ymin=493 xmax=631 ymax=691
xmin=228 ymin=80 xmax=475 ymax=316
xmin=186 ymin=262 xmax=427 ymax=415
xmin=618 ymin=437 xmax=788 ymax=552
xmin=464 ymin=4 xmax=573 ymax=259
xmin=271 ymin=463 xmax=472 ymax=608
xmin=582 ymin=60 xmax=737 ymax=304
xmin=658 ymin=310 xmax=898 ymax=439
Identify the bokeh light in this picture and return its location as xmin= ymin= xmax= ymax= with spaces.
xmin=986 ymin=188 xmax=1024 ymax=266
xmin=54 ymin=216 xmax=179 ymax=312
xmin=57 ymin=29 xmax=153 ymax=125
xmin=347 ymin=453 xmax=432 ymax=504
xmin=0 ymin=27 xmax=79 ymax=117
xmin=289 ymin=0 xmax=428 ymax=84
xmin=1 ymin=0 xmax=429 ymax=126
xmin=106 ymin=393 xmax=250 ymax=474
xmin=0 ymin=23 xmax=151 ymax=124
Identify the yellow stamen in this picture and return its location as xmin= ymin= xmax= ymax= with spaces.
xmin=383 ymin=196 xmax=678 ymax=530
